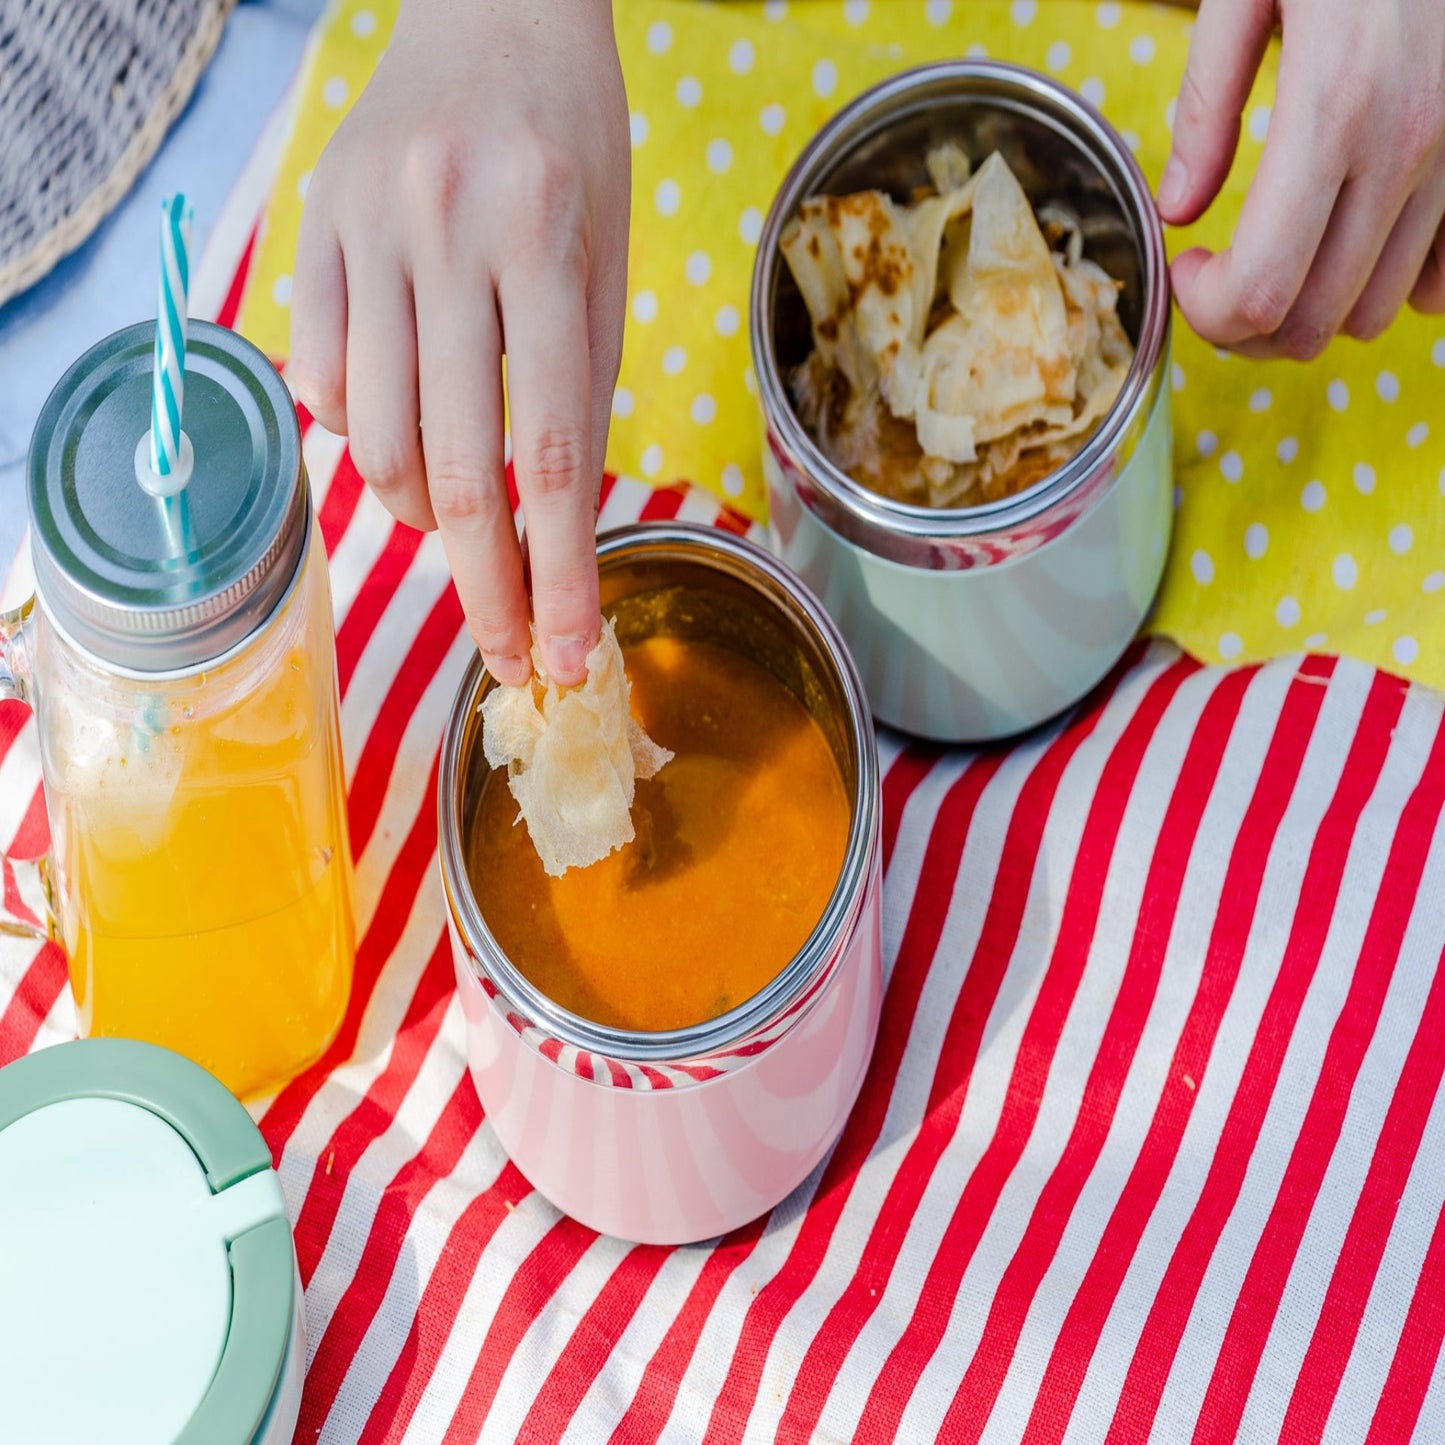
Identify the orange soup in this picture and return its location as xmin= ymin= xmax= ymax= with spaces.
xmin=468 ymin=635 xmax=852 ymax=1032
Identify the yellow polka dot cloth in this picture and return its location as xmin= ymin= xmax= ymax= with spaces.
xmin=238 ymin=0 xmax=1445 ymax=688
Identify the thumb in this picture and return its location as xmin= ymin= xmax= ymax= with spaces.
xmin=1159 ymin=0 xmax=1276 ymax=224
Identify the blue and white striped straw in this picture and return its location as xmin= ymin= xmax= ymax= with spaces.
xmin=150 ymin=193 xmax=193 ymax=479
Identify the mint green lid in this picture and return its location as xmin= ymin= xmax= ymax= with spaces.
xmin=0 ymin=1039 xmax=300 ymax=1445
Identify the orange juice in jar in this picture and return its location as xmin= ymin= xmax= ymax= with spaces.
xmin=0 ymin=323 xmax=354 ymax=1098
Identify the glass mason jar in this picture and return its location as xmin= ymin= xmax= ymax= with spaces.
xmin=0 ymin=323 xmax=355 ymax=1099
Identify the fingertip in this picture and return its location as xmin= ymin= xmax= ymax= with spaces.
xmin=484 ymin=650 xmax=533 ymax=688
xmin=540 ymin=633 xmax=594 ymax=687
xmin=1168 ymin=247 xmax=1213 ymax=304
xmin=1410 ymin=245 xmax=1445 ymax=314
xmin=1155 ymin=155 xmax=1191 ymax=223
xmin=289 ymin=363 xmax=347 ymax=437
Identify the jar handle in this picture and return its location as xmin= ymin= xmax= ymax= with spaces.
xmin=0 ymin=598 xmax=53 ymax=942
xmin=0 ymin=596 xmax=35 ymax=706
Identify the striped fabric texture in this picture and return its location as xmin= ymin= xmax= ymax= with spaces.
xmin=2 ymin=205 xmax=1445 ymax=1445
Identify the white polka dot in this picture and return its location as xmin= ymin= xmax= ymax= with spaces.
xmin=813 ymin=59 xmax=838 ymax=98
xmin=271 ymin=274 xmax=292 ymax=306
xmin=706 ymin=139 xmax=733 ymax=174
xmin=1440 ymin=466 xmax=1445 ymax=498
xmin=1220 ymin=451 xmax=1244 ymax=483
xmin=1130 ymin=34 xmax=1156 ymax=63
xmin=1423 ymin=571 xmax=1445 ymax=594
xmin=676 ymin=76 xmax=703 ymax=109
xmin=744 ymin=366 xmax=757 ymax=396
xmin=685 ymin=251 xmax=711 ymax=285
xmin=1170 ymin=362 xmax=1185 ymax=392
xmin=1122 ymin=130 xmax=1142 ymax=154
xmin=1164 ymin=98 xmax=1177 ymax=131
xmin=1304 ymin=632 xmax=1328 ymax=650
xmin=1377 ymin=370 xmax=1401 ymax=403
xmin=655 ymin=179 xmax=681 ymax=216
xmin=715 ymin=304 xmax=741 ymax=337
xmin=1244 ymin=522 xmax=1268 ymax=559
xmin=1301 ymin=480 xmax=1327 ymax=512
xmin=763 ymin=0 xmax=787 ymax=18
xmin=1191 ymin=549 xmax=1215 ymax=585
xmin=646 ymin=20 xmax=673 ymax=53
xmin=297 ymin=170 xmax=312 ymax=200
xmin=1214 ymin=347 xmax=1232 ymax=362
xmin=662 ymin=347 xmax=687 ymax=376
xmin=740 ymin=207 xmax=764 ymax=245
xmin=1389 ymin=524 xmax=1414 ymax=555
xmin=925 ymin=0 xmax=952 ymax=24
xmin=721 ymin=463 xmax=746 ymax=497
xmin=1046 ymin=41 xmax=1071 ymax=72
xmin=322 ymin=76 xmax=348 ymax=108
xmin=1353 ymin=462 xmax=1376 ymax=495
xmin=1010 ymin=0 xmax=1037 ymax=23
xmin=350 ymin=9 xmax=376 ymax=37
xmin=760 ymin=103 xmax=786 ymax=136
xmin=729 ymin=38 xmax=755 ymax=73
xmin=965 ymin=42 xmax=989 ymax=58
xmin=1172 ymin=485 xmax=1183 ymax=512
xmin=632 ymin=291 xmax=658 ymax=324
xmin=640 ymin=444 xmax=664 ymax=478
xmin=1276 ymin=596 xmax=1301 ymax=628
xmin=1433 ymin=338 xmax=1445 ymax=367
xmin=1394 ymin=637 xmax=1419 ymax=668
xmin=844 ymin=0 xmax=869 ymax=22
xmin=1219 ymin=632 xmax=1244 ymax=661
xmin=612 ymin=387 xmax=635 ymax=419
xmin=1248 ymin=105 xmax=1271 ymax=142
xmin=1096 ymin=2 xmax=1122 ymax=26
xmin=1408 ymin=422 xmax=1429 ymax=448
xmin=1081 ymin=76 xmax=1106 ymax=107
xmin=1249 ymin=388 xmax=1272 ymax=413
xmin=630 ymin=112 xmax=649 ymax=147
xmin=1327 ymin=379 xmax=1350 ymax=412
xmin=1196 ymin=430 xmax=1218 ymax=457
xmin=1332 ymin=553 xmax=1358 ymax=590
xmin=1365 ymin=609 xmax=1388 ymax=626
xmin=690 ymin=394 xmax=717 ymax=425
xmin=1277 ymin=436 xmax=1299 ymax=464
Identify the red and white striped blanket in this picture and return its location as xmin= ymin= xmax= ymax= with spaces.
xmin=2 ymin=186 xmax=1443 ymax=1445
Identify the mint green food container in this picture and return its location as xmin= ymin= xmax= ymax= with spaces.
xmin=0 ymin=1039 xmax=305 ymax=1444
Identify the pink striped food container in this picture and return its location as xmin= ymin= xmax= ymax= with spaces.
xmin=439 ymin=524 xmax=882 ymax=1244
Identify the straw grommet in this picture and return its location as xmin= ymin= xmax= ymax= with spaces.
xmin=135 ymin=429 xmax=194 ymax=498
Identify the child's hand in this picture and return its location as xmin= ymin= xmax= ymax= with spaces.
xmin=291 ymin=0 xmax=629 ymax=686
xmin=1160 ymin=0 xmax=1445 ymax=357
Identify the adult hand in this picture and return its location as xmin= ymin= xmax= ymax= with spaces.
xmin=1158 ymin=0 xmax=1445 ymax=358
xmin=291 ymin=0 xmax=630 ymax=685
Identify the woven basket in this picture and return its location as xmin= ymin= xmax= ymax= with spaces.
xmin=0 ymin=0 xmax=237 ymax=309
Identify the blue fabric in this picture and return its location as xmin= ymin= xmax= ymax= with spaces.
xmin=0 ymin=0 xmax=325 ymax=571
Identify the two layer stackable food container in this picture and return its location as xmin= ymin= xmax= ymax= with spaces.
xmin=752 ymin=61 xmax=1173 ymax=743
xmin=440 ymin=525 xmax=882 ymax=1244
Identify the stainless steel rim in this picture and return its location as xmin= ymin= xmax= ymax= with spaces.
xmin=750 ymin=59 xmax=1171 ymax=562
xmin=438 ymin=522 xmax=881 ymax=1067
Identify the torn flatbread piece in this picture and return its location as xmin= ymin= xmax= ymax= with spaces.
xmin=782 ymin=146 xmax=1136 ymax=509
xmin=480 ymin=618 xmax=673 ymax=877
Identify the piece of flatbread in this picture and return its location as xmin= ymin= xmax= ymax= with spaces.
xmin=480 ymin=618 xmax=673 ymax=877
xmin=783 ymin=146 xmax=1135 ymax=509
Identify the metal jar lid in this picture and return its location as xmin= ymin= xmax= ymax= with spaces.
xmin=26 ymin=321 xmax=307 ymax=672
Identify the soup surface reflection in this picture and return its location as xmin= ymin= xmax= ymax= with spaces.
xmin=469 ymin=635 xmax=851 ymax=1032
